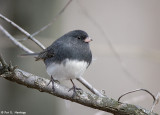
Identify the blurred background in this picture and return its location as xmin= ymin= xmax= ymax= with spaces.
xmin=0 ymin=0 xmax=160 ymax=115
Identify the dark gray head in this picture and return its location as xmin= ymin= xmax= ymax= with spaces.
xmin=63 ymin=30 xmax=93 ymax=43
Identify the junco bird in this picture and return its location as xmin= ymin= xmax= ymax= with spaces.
xmin=23 ymin=30 xmax=92 ymax=96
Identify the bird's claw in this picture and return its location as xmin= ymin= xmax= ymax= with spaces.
xmin=47 ymin=76 xmax=59 ymax=92
xmin=68 ymin=86 xmax=82 ymax=97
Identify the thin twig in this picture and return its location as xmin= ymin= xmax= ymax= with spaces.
xmin=76 ymin=0 xmax=142 ymax=86
xmin=77 ymin=77 xmax=104 ymax=97
xmin=0 ymin=25 xmax=34 ymax=53
xmin=0 ymin=13 xmax=45 ymax=50
xmin=118 ymin=89 xmax=156 ymax=103
xmin=28 ymin=0 xmax=73 ymax=38
xmin=151 ymin=92 xmax=160 ymax=112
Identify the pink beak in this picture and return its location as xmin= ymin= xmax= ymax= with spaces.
xmin=84 ymin=37 xmax=93 ymax=43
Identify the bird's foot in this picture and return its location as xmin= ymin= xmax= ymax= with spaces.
xmin=47 ymin=76 xmax=59 ymax=92
xmin=68 ymin=85 xmax=82 ymax=97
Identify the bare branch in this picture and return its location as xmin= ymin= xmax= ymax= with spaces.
xmin=0 ymin=25 xmax=34 ymax=53
xmin=0 ymin=57 xmax=157 ymax=115
xmin=151 ymin=92 xmax=160 ymax=112
xmin=118 ymin=89 xmax=156 ymax=103
xmin=77 ymin=77 xmax=104 ymax=97
xmin=0 ymin=13 xmax=45 ymax=49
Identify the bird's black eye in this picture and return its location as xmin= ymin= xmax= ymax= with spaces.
xmin=77 ymin=37 xmax=81 ymax=40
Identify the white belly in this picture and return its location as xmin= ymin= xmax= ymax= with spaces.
xmin=46 ymin=59 xmax=88 ymax=81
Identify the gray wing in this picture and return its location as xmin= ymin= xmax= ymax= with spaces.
xmin=35 ymin=48 xmax=54 ymax=61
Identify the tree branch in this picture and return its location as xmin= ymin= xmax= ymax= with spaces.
xmin=77 ymin=77 xmax=104 ymax=97
xmin=0 ymin=14 xmax=45 ymax=50
xmin=0 ymin=56 xmax=157 ymax=115
xmin=0 ymin=25 xmax=34 ymax=53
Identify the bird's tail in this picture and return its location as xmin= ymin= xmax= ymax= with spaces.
xmin=20 ymin=53 xmax=42 ymax=61
xmin=20 ymin=53 xmax=39 ymax=57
